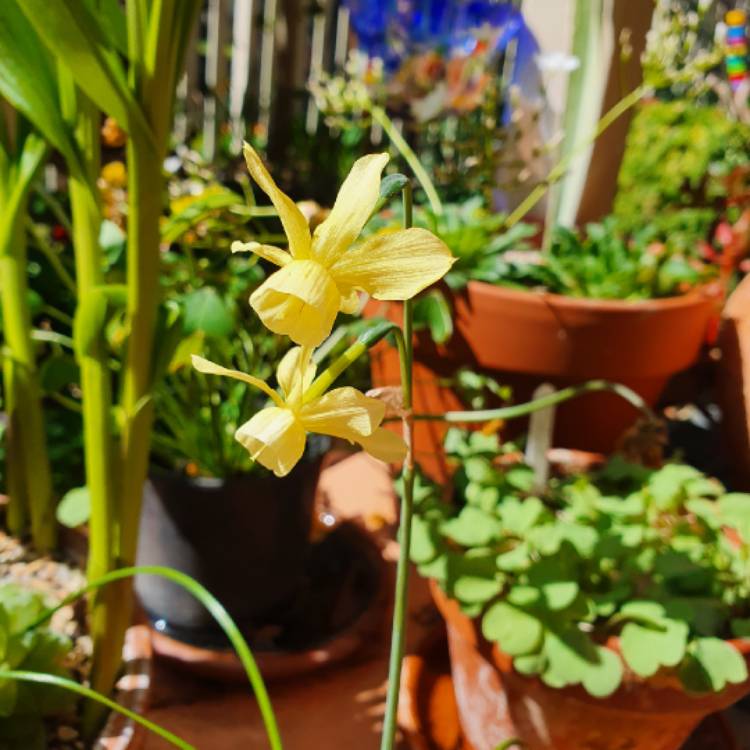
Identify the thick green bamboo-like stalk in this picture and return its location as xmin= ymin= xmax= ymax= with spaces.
xmin=0 ymin=199 xmax=55 ymax=551
xmin=90 ymin=142 xmax=163 ymax=712
xmin=66 ymin=102 xmax=121 ymax=719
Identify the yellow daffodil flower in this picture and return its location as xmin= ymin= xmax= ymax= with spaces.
xmin=192 ymin=346 xmax=406 ymax=477
xmin=232 ymin=144 xmax=455 ymax=347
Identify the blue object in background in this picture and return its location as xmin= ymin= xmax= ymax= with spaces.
xmin=343 ymin=0 xmax=540 ymax=95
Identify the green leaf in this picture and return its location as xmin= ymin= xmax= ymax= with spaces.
xmin=505 ymin=466 xmax=536 ymax=493
xmin=183 ymin=288 xmax=234 ymax=339
xmin=648 ymin=464 xmax=702 ymax=511
xmin=581 ymin=646 xmax=623 ymax=697
xmin=55 ymin=486 xmax=90 ymax=528
xmin=413 ymin=289 xmax=453 ymax=344
xmin=496 ymin=544 xmax=531 ymax=573
xmin=0 ymin=588 xmax=43 ymax=635
xmin=680 ymin=638 xmax=748 ymax=693
xmin=410 ymin=515 xmax=440 ymax=565
xmin=39 ymin=355 xmax=79 ymax=394
xmin=441 ymin=506 xmax=503 ymax=547
xmin=482 ymin=602 xmax=544 ymax=656
xmin=620 ymin=618 xmax=688 ymax=677
xmin=453 ymin=575 xmax=503 ymax=605
xmin=16 ymin=0 xmax=152 ymax=147
xmin=0 ymin=3 xmax=75 ymax=161
xmin=464 ymin=456 xmax=497 ymax=485
xmin=498 ymin=497 xmax=544 ymax=536
xmin=541 ymin=628 xmax=599 ymax=689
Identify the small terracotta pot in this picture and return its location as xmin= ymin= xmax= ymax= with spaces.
xmin=718 ymin=274 xmax=750 ymax=489
xmin=431 ymin=582 xmax=750 ymax=750
xmin=369 ymin=283 xmax=716 ymax=479
xmin=94 ymin=625 xmax=152 ymax=750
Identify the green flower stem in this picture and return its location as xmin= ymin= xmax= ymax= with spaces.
xmin=0 ymin=670 xmax=194 ymax=750
xmin=304 ymin=320 xmax=401 ymax=402
xmin=410 ymin=379 xmax=656 ymax=424
xmin=29 ymin=565 xmax=283 ymax=750
xmin=504 ymin=85 xmax=646 ymax=231
xmin=370 ymin=105 xmax=443 ymax=216
xmin=380 ymin=183 xmax=415 ymax=750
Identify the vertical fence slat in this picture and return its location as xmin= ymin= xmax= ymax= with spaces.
xmin=258 ymin=0 xmax=279 ymax=134
xmin=305 ymin=7 xmax=328 ymax=134
xmin=204 ymin=0 xmax=230 ymax=161
xmin=230 ymin=0 xmax=255 ymax=151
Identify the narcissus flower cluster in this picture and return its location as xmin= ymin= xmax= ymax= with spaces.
xmin=193 ymin=144 xmax=453 ymax=476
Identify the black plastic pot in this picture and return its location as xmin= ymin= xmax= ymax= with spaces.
xmin=135 ymin=458 xmax=321 ymax=647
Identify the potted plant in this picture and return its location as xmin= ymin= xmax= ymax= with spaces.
xmin=411 ymin=427 xmax=750 ymax=750
xmin=369 ymin=209 xmax=717 ymax=477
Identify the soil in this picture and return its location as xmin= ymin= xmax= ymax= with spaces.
xmin=0 ymin=531 xmax=89 ymax=750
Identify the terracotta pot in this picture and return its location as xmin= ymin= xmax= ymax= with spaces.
xmin=369 ymin=283 xmax=716 ymax=479
xmin=718 ymin=274 xmax=750 ymax=489
xmin=431 ymin=582 xmax=750 ymax=750
xmin=135 ymin=457 xmax=321 ymax=646
xmin=93 ymin=625 xmax=152 ymax=749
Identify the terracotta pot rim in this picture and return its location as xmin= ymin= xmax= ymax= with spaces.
xmin=465 ymin=279 xmax=716 ymax=313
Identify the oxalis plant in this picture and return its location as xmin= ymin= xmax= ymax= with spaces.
xmin=412 ymin=428 xmax=750 ymax=697
xmin=190 ymin=144 xmax=662 ymax=749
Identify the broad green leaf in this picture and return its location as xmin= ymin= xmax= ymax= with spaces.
xmin=16 ymin=0 xmax=151 ymax=147
xmin=620 ymin=618 xmax=688 ymax=677
xmin=56 ymin=486 xmax=91 ymax=528
xmin=441 ymin=506 xmax=503 ymax=547
xmin=482 ymin=602 xmax=544 ymax=656
xmin=0 ymin=3 xmax=75 ymax=161
xmin=183 ymin=287 xmax=234 ymax=339
xmin=680 ymin=638 xmax=748 ymax=693
xmin=506 ymin=585 xmax=541 ymax=608
xmin=581 ymin=646 xmax=623 ymax=697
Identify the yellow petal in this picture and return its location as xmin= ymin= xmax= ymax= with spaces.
xmin=243 ymin=143 xmax=312 ymax=259
xmin=299 ymin=387 xmax=385 ymax=439
xmin=276 ymin=346 xmax=316 ymax=404
xmin=330 ymin=227 xmax=454 ymax=300
xmin=231 ymin=241 xmax=291 ymax=267
xmin=249 ymin=259 xmax=342 ymax=347
xmin=235 ymin=407 xmax=307 ymax=477
xmin=191 ymin=355 xmax=284 ymax=408
xmin=311 ymin=153 xmax=389 ymax=267
xmin=358 ymin=427 xmax=408 ymax=463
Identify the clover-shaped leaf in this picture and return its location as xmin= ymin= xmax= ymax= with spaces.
xmin=483 ymin=602 xmax=544 ymax=656
xmin=679 ymin=638 xmax=748 ymax=693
